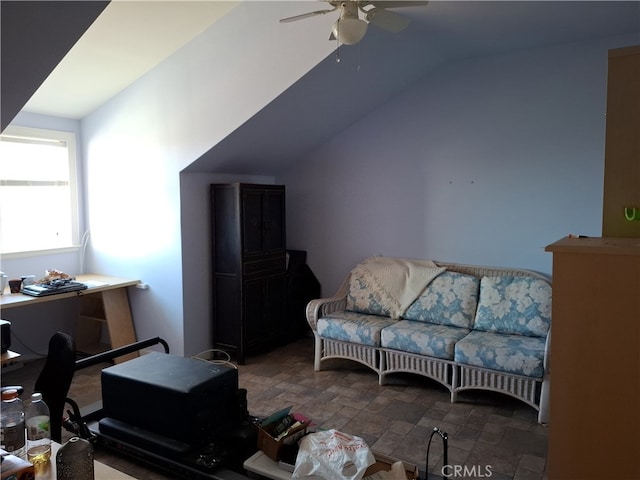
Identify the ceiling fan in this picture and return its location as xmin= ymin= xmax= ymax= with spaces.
xmin=280 ymin=1 xmax=429 ymax=46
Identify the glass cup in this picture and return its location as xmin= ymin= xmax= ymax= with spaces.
xmin=8 ymin=279 xmax=22 ymax=293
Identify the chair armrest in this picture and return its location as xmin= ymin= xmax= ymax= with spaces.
xmin=305 ymin=274 xmax=351 ymax=331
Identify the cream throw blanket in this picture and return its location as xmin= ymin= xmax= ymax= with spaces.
xmin=352 ymin=256 xmax=446 ymax=319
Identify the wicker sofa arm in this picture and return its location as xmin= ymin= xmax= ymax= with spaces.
xmin=305 ymin=274 xmax=351 ymax=331
xmin=543 ymin=328 xmax=551 ymax=373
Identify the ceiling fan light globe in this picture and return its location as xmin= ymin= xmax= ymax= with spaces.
xmin=332 ymin=18 xmax=368 ymax=45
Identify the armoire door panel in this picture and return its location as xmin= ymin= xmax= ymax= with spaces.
xmin=241 ymin=190 xmax=265 ymax=256
xmin=264 ymin=190 xmax=286 ymax=253
xmin=243 ymin=278 xmax=268 ymax=345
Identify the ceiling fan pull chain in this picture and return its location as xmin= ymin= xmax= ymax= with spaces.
xmin=335 ymin=19 xmax=341 ymax=63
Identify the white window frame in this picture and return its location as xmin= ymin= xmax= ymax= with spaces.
xmin=0 ymin=125 xmax=81 ymax=257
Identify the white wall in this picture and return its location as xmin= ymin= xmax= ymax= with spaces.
xmin=6 ymin=9 xmax=634 ymax=362
xmin=1 ymin=112 xmax=86 ymax=359
xmin=179 ymin=172 xmax=274 ymax=357
xmin=282 ymin=35 xmax=636 ymax=295
xmin=80 ymin=2 xmax=334 ymax=355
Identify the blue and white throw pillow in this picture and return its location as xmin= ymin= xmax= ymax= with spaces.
xmin=474 ymin=276 xmax=551 ymax=337
xmin=404 ymin=271 xmax=480 ymax=329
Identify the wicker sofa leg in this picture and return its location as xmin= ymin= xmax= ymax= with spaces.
xmin=378 ymin=352 xmax=386 ymax=386
xmin=451 ymin=366 xmax=459 ymax=403
xmin=314 ymin=334 xmax=323 ymax=371
xmin=538 ymin=373 xmax=550 ymax=424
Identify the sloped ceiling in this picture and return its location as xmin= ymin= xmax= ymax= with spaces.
xmin=21 ymin=1 xmax=239 ymax=119
xmin=184 ymin=0 xmax=640 ymax=173
xmin=0 ymin=0 xmax=109 ymax=130
xmin=2 ymin=1 xmax=639 ymax=170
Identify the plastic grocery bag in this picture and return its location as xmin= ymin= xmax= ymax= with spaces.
xmin=292 ymin=429 xmax=375 ymax=480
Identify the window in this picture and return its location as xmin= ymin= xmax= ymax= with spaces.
xmin=0 ymin=126 xmax=80 ymax=254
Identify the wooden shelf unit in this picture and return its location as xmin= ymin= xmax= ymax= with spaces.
xmin=545 ymin=237 xmax=640 ymax=479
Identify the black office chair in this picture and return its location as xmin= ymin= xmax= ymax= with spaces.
xmin=33 ymin=331 xmax=77 ymax=443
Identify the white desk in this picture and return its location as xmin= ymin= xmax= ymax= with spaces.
xmin=32 ymin=442 xmax=136 ymax=480
xmin=1 ymin=274 xmax=140 ymax=363
xmin=243 ymin=450 xmax=293 ymax=480
xmin=0 ymin=349 xmax=21 ymax=367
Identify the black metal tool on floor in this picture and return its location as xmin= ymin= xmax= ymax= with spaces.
xmin=423 ymin=426 xmax=448 ymax=480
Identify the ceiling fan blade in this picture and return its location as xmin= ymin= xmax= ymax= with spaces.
xmin=366 ymin=7 xmax=410 ymax=33
xmin=280 ymin=7 xmax=337 ymax=23
xmin=366 ymin=1 xmax=428 ymax=9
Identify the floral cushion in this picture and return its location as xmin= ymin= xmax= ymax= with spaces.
xmin=381 ymin=320 xmax=470 ymax=360
xmin=317 ymin=311 xmax=396 ymax=347
xmin=454 ymin=330 xmax=546 ymax=378
xmin=474 ymin=276 xmax=551 ymax=337
xmin=403 ymin=272 xmax=480 ymax=329
xmin=345 ymin=274 xmax=392 ymax=316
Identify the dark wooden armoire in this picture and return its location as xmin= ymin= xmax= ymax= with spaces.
xmin=210 ymin=183 xmax=286 ymax=364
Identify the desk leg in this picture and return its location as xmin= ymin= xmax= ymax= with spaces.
xmin=101 ymin=288 xmax=138 ymax=363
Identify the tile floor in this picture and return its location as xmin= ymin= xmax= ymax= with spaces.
xmin=2 ymin=336 xmax=548 ymax=479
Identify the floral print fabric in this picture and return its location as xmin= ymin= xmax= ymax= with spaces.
xmin=322 ymin=268 xmax=552 ymax=381
xmin=474 ymin=276 xmax=551 ymax=337
xmin=346 ymin=275 xmax=392 ymax=317
xmin=381 ymin=320 xmax=470 ymax=360
xmin=403 ymin=272 xmax=480 ymax=329
xmin=317 ymin=311 xmax=396 ymax=346
xmin=454 ymin=330 xmax=546 ymax=378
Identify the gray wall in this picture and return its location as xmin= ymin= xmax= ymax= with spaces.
xmin=179 ymin=172 xmax=275 ymax=358
xmin=282 ymin=35 xmax=635 ymax=295
xmin=79 ymin=2 xmax=333 ymax=356
xmin=4 ymin=25 xmax=636 ymax=360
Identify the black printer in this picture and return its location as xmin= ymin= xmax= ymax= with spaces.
xmin=94 ymin=352 xmax=256 ymax=479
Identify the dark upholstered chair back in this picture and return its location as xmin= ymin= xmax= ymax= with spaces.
xmin=33 ymin=332 xmax=76 ymax=443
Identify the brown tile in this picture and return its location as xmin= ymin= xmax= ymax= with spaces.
xmin=500 ymin=428 xmax=547 ymax=458
xmin=518 ymin=453 xmax=546 ymax=473
xmin=388 ymin=420 xmax=414 ymax=436
xmin=466 ymin=442 xmax=520 ymax=477
xmin=514 ymin=467 xmax=547 ymax=480
xmin=4 ymin=337 xmax=547 ymax=480
xmin=478 ymin=429 xmax=504 ymax=445
xmin=380 ymin=400 xmax=428 ymax=424
xmin=343 ymin=411 xmax=391 ymax=438
xmin=371 ymin=430 xmax=406 ymax=456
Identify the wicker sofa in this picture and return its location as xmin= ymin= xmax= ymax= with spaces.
xmin=305 ymin=257 xmax=552 ymax=423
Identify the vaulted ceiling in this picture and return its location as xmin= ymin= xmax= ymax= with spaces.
xmin=1 ymin=1 xmax=107 ymax=130
xmin=2 ymin=1 xmax=639 ymax=156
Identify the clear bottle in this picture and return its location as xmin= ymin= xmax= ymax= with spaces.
xmin=26 ymin=392 xmax=51 ymax=464
xmin=0 ymin=388 xmax=26 ymax=458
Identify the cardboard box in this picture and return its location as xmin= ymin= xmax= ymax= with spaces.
xmin=0 ymin=449 xmax=35 ymax=480
xmin=364 ymin=452 xmax=419 ymax=480
xmin=257 ymin=407 xmax=309 ymax=461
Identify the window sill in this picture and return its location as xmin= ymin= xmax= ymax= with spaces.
xmin=1 ymin=246 xmax=81 ymax=259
